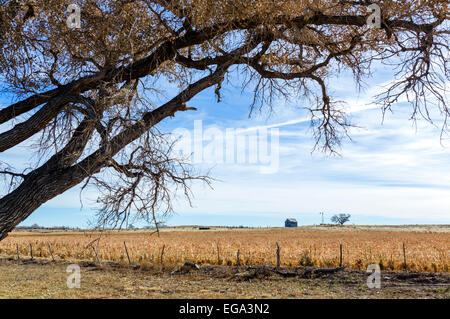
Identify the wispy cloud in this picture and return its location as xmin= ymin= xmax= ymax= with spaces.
xmin=3 ymin=66 xmax=450 ymax=226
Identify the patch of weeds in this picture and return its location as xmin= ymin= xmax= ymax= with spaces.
xmin=299 ymin=251 xmax=314 ymax=267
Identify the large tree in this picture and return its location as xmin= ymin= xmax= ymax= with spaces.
xmin=0 ymin=0 xmax=448 ymax=240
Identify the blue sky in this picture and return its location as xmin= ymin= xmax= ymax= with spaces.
xmin=1 ymin=62 xmax=450 ymax=228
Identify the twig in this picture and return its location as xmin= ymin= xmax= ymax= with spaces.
xmin=303 ymin=266 xmax=347 ymax=277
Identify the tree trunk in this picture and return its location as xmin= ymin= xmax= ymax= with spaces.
xmin=0 ymin=62 xmax=230 ymax=241
xmin=0 ymin=166 xmax=90 ymax=241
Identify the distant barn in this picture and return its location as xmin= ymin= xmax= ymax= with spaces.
xmin=285 ymin=218 xmax=298 ymax=227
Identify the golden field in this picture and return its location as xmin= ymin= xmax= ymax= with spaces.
xmin=0 ymin=225 xmax=448 ymax=273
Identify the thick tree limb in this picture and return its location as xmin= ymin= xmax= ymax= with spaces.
xmin=0 ymin=60 xmax=232 ymax=240
xmin=0 ymin=12 xmax=437 ymax=126
xmin=0 ymin=2 xmax=446 ymax=241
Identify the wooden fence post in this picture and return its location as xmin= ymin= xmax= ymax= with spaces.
xmin=160 ymin=244 xmax=165 ymax=266
xmin=30 ymin=243 xmax=33 ymax=261
xmin=216 ymin=243 xmax=220 ymax=265
xmin=339 ymin=243 xmax=343 ymax=267
xmin=276 ymin=242 xmax=281 ymax=268
xmin=16 ymin=244 xmax=20 ymax=262
xmin=92 ymin=246 xmax=100 ymax=264
xmin=123 ymin=241 xmax=131 ymax=265
xmin=47 ymin=242 xmax=55 ymax=262
xmin=236 ymin=249 xmax=241 ymax=266
xmin=85 ymin=237 xmax=101 ymax=264
xmin=402 ymin=242 xmax=407 ymax=271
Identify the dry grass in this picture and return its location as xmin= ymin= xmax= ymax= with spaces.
xmin=0 ymin=225 xmax=448 ymax=272
xmin=0 ymin=260 xmax=448 ymax=299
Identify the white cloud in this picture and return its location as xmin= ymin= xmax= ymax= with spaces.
xmin=2 ymin=66 xmax=450 ymax=225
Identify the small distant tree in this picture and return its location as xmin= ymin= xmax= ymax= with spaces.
xmin=31 ymin=223 xmax=40 ymax=229
xmin=127 ymin=224 xmax=135 ymax=230
xmin=331 ymin=214 xmax=351 ymax=225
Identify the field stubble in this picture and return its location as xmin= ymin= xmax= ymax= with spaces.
xmin=0 ymin=226 xmax=448 ymax=273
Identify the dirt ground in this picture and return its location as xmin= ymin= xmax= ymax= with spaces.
xmin=0 ymin=257 xmax=448 ymax=299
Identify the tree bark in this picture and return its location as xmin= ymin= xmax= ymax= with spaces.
xmin=0 ymin=62 xmax=231 ymax=241
xmin=0 ymin=166 xmax=89 ymax=240
xmin=0 ymin=9 xmax=441 ymax=241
